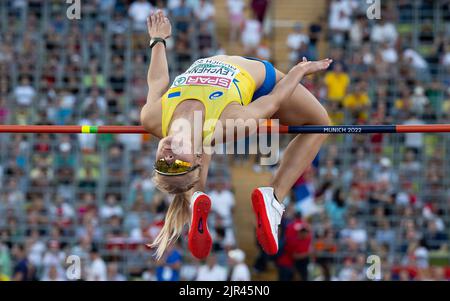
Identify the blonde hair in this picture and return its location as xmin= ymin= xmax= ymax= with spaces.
xmin=150 ymin=171 xmax=200 ymax=260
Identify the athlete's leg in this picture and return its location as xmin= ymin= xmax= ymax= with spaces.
xmin=271 ymin=70 xmax=331 ymax=201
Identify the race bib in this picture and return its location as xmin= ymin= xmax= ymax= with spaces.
xmin=171 ymin=59 xmax=240 ymax=89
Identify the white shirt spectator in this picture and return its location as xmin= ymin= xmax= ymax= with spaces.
xmin=410 ymin=86 xmax=429 ymax=115
xmin=380 ymin=46 xmax=398 ymax=64
xmin=414 ymin=246 xmax=429 ymax=269
xmin=403 ymin=117 xmax=425 ymax=150
xmin=286 ymin=30 xmax=310 ymax=62
xmin=371 ymin=22 xmax=398 ymax=45
xmin=227 ymin=0 xmax=245 ymax=16
xmin=100 ymin=204 xmax=123 ymax=219
xmin=50 ymin=202 xmax=75 ymax=220
xmin=28 ymin=240 xmax=46 ymax=267
xmin=241 ymin=19 xmax=262 ymax=49
xmin=42 ymin=249 xmax=66 ymax=278
xmin=329 ymin=0 xmax=354 ymax=32
xmin=341 ymin=227 xmax=367 ymax=245
xmin=180 ymin=263 xmax=199 ymax=281
xmin=42 ymin=251 xmax=66 ymax=268
xmin=443 ymin=52 xmax=450 ymax=67
xmin=87 ymin=257 xmax=108 ymax=281
xmin=210 ymin=188 xmax=235 ymax=226
xmin=230 ymin=263 xmax=251 ymax=281
xmin=61 ymin=92 xmax=76 ymax=109
xmin=82 ymin=95 xmax=107 ymax=113
xmin=128 ymin=0 xmax=153 ymax=30
xmin=14 ymin=84 xmax=36 ymax=106
xmin=194 ymin=0 xmax=215 ymax=22
xmin=403 ymin=49 xmax=428 ymax=69
xmin=196 ymin=264 xmax=227 ymax=281
xmin=349 ymin=21 xmax=363 ymax=47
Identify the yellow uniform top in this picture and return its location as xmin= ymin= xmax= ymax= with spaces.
xmin=324 ymin=71 xmax=350 ymax=101
xmin=161 ymin=58 xmax=256 ymax=145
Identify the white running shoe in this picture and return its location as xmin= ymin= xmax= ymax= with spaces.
xmin=251 ymin=187 xmax=285 ymax=255
xmin=188 ymin=191 xmax=212 ymax=259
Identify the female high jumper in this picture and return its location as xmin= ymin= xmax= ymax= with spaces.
xmin=140 ymin=10 xmax=332 ymax=259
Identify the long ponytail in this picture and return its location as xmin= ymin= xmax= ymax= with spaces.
xmin=150 ymin=171 xmax=200 ymax=260
xmin=150 ymin=192 xmax=191 ymax=259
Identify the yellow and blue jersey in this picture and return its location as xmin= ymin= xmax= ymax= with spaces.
xmin=161 ymin=57 xmax=276 ymax=145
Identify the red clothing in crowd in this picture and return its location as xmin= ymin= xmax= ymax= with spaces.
xmin=277 ymin=218 xmax=312 ymax=268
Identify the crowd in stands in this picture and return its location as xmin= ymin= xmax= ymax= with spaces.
xmin=0 ymin=0 xmax=251 ymax=281
xmin=1 ymin=0 xmax=450 ymax=282
xmin=252 ymin=0 xmax=450 ymax=281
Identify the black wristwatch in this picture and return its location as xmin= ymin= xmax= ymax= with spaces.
xmin=149 ymin=37 xmax=166 ymax=49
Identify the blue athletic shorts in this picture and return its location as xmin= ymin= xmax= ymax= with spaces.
xmin=244 ymin=57 xmax=277 ymax=101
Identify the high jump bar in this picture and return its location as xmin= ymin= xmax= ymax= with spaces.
xmin=0 ymin=124 xmax=450 ymax=134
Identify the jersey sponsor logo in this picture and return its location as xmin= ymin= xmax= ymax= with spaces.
xmin=172 ymin=76 xmax=187 ymax=87
xmin=209 ymin=91 xmax=223 ymax=100
xmin=170 ymin=59 xmax=240 ymax=89
xmin=186 ymin=75 xmax=231 ymax=88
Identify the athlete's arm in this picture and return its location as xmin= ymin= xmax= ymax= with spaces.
xmin=146 ymin=10 xmax=172 ymax=103
xmin=140 ymin=10 xmax=172 ymax=135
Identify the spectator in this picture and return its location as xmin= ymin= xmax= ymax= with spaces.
xmin=227 ymin=249 xmax=250 ymax=281
xmin=141 ymin=262 xmax=157 ymax=281
xmin=286 ymin=22 xmax=310 ymax=66
xmin=194 ymin=0 xmax=215 ymax=28
xmin=196 ymin=253 xmax=227 ymax=281
xmin=250 ymin=0 xmax=269 ymax=24
xmin=370 ymin=18 xmax=398 ymax=45
xmin=209 ymin=180 xmax=235 ymax=227
xmin=342 ymin=81 xmax=371 ymax=122
xmin=11 ymin=244 xmax=32 ymax=281
xmin=156 ymin=243 xmax=183 ymax=281
xmin=328 ymin=0 xmax=355 ymax=45
xmin=41 ymin=240 xmax=65 ymax=278
xmin=324 ymin=188 xmax=347 ymax=228
xmin=403 ymin=113 xmax=425 ymax=153
xmin=171 ymin=0 xmax=194 ymax=34
xmin=227 ymin=0 xmax=246 ymax=42
xmin=241 ymin=11 xmax=262 ymax=56
xmin=0 ymin=242 xmax=12 ymax=281
xmin=107 ymin=262 xmax=126 ymax=281
xmin=423 ymin=220 xmax=448 ymax=250
xmin=100 ymin=194 xmax=123 ymax=220
xmin=128 ymin=0 xmax=154 ymax=31
xmin=14 ymin=77 xmax=36 ymax=107
xmin=340 ymin=217 xmax=368 ymax=250
xmin=86 ymin=246 xmax=107 ymax=281
xmin=324 ymin=62 xmax=350 ymax=103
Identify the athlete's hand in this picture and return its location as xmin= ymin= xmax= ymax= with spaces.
xmin=295 ymin=57 xmax=333 ymax=76
xmin=147 ymin=10 xmax=171 ymax=39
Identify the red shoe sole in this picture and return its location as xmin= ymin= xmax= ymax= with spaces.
xmin=251 ymin=189 xmax=278 ymax=255
xmin=188 ymin=194 xmax=212 ymax=259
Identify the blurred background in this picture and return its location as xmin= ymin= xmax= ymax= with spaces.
xmin=0 ymin=0 xmax=450 ymax=281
